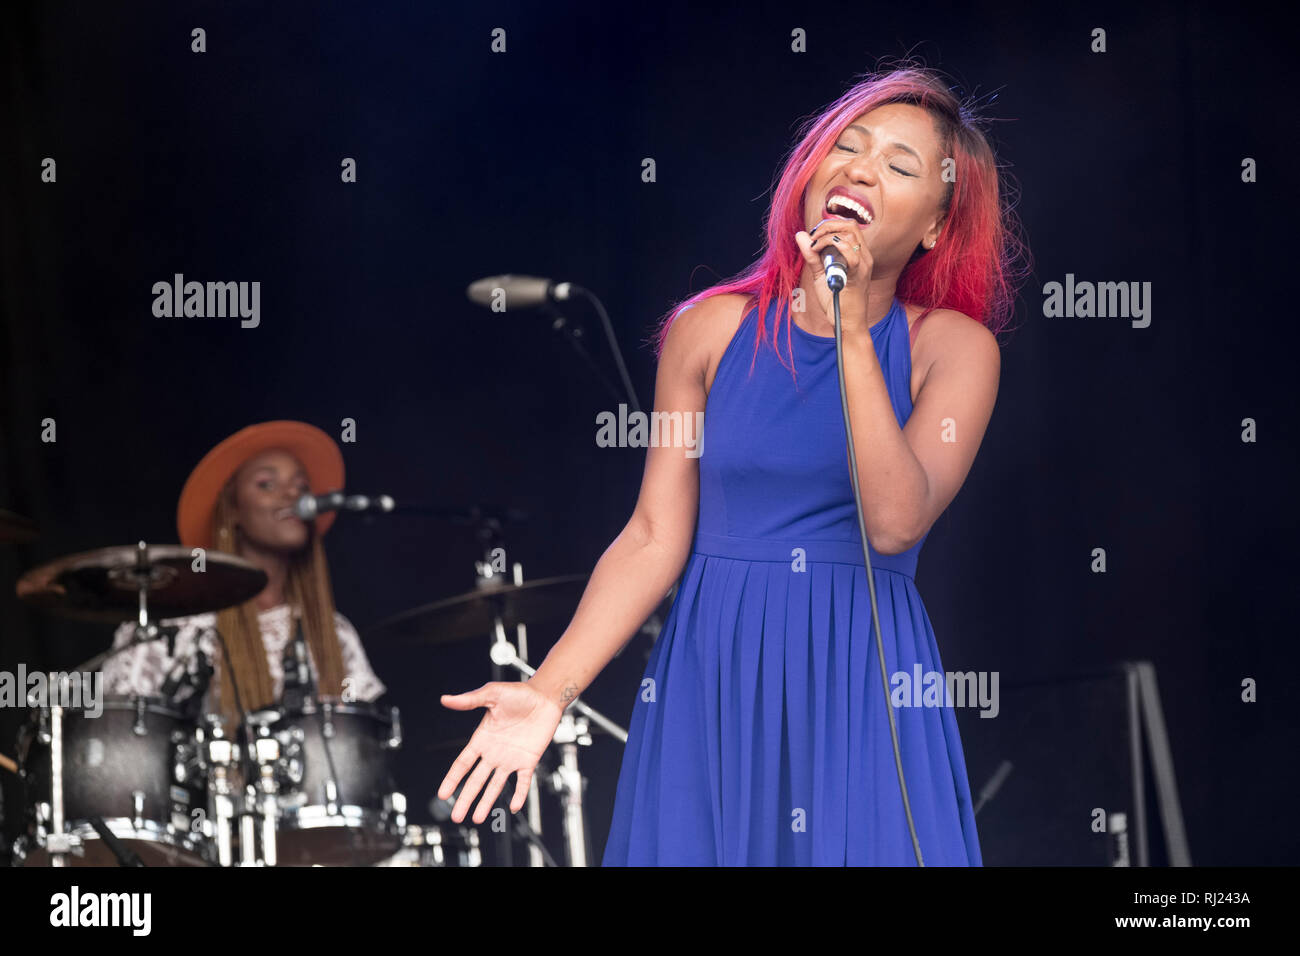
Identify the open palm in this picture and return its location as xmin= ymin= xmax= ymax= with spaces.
xmin=437 ymin=681 xmax=564 ymax=824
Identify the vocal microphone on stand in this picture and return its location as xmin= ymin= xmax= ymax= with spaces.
xmin=465 ymin=275 xmax=584 ymax=309
xmin=464 ymin=273 xmax=643 ymax=413
xmin=292 ymin=491 xmax=396 ymax=521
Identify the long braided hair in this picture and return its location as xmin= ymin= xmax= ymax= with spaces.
xmin=208 ymin=477 xmax=344 ymax=724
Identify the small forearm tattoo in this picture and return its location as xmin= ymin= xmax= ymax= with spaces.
xmin=561 ymin=683 xmax=579 ymax=706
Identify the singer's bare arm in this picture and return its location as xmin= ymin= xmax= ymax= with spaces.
xmin=526 ymin=293 xmax=749 ymax=706
xmin=839 ymin=308 xmax=1000 ymax=554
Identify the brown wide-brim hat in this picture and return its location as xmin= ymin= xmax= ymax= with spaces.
xmin=177 ymin=420 xmax=345 ymax=550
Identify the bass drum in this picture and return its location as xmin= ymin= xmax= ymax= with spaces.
xmin=12 ymin=696 xmax=211 ymax=866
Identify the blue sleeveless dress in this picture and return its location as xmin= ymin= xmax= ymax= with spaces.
xmin=601 ymin=295 xmax=983 ymax=866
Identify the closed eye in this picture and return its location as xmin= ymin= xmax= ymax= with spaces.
xmin=834 ymin=144 xmax=915 ymax=176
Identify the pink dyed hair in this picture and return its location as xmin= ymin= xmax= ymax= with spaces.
xmin=652 ymin=60 xmax=1031 ymax=373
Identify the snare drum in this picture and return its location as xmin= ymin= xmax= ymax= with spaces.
xmin=12 ymin=695 xmax=211 ymax=866
xmin=265 ymin=697 xmax=405 ymax=866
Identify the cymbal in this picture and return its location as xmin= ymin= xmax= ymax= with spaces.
xmin=16 ymin=543 xmax=268 ymax=622
xmin=0 ymin=509 xmax=38 ymax=543
xmin=370 ymin=574 xmax=588 ymax=645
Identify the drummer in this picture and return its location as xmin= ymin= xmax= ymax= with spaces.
xmin=102 ymin=421 xmax=385 ymax=723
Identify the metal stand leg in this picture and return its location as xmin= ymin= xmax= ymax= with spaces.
xmin=46 ymin=702 xmax=69 ymax=867
xmin=552 ymin=713 xmax=591 ymax=867
xmin=1133 ymin=661 xmax=1192 ymax=866
xmin=1117 ymin=660 xmax=1192 ymax=867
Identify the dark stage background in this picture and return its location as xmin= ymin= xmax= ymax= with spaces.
xmin=1 ymin=1 xmax=1296 ymax=866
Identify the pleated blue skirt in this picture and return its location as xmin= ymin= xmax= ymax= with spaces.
xmin=601 ymin=534 xmax=983 ymax=866
xmin=601 ymin=295 xmax=984 ymax=866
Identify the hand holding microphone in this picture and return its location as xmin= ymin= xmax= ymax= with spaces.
xmin=794 ymin=217 xmax=875 ymax=334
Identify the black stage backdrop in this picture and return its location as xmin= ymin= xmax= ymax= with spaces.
xmin=1 ymin=0 xmax=1296 ymax=866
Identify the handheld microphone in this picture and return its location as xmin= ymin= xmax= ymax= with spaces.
xmin=822 ymin=246 xmax=848 ymax=292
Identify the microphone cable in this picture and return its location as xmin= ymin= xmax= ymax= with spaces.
xmin=825 ymin=265 xmax=924 ymax=867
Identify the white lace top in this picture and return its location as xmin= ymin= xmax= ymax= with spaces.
xmin=101 ymin=604 xmax=386 ymax=707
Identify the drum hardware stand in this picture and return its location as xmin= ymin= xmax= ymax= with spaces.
xmin=237 ymin=787 xmax=258 ymax=866
xmin=381 ymin=706 xmax=408 ymax=839
xmin=472 ymin=521 xmax=518 ymax=867
xmin=488 ymin=631 xmax=628 ymax=868
xmin=320 ymin=701 xmax=339 ymax=819
xmin=525 ymin=756 xmax=544 ymax=867
xmin=11 ymin=541 xmax=267 ymax=868
xmin=251 ymin=723 xmax=281 ymax=867
xmin=549 ymin=711 xmax=592 ymax=866
xmin=473 ymin=547 xmax=553 ymax=867
xmin=479 ymin=675 xmax=596 ymax=868
xmin=78 ymin=542 xmax=183 ymax=675
xmin=203 ymin=722 xmax=238 ymax=867
xmin=37 ymin=649 xmax=172 ymax=868
xmin=33 ymin=542 xmax=184 ymax=867
xmin=384 ymin=706 xmax=403 ymax=750
xmin=492 ymin=559 xmax=546 ymax=869
xmin=213 ymin=649 xmax=260 ymax=859
xmin=515 ymin=621 xmax=545 ymax=868
xmin=223 ymin=710 xmax=283 ymax=866
xmin=44 ymin=691 xmax=74 ymax=866
xmin=188 ymin=621 xmax=273 ymax=866
xmin=34 ymin=541 xmax=180 ymax=867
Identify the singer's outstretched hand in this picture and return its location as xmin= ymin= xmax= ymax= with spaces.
xmin=437 ymin=681 xmax=564 ymax=824
xmin=794 ymin=216 xmax=875 ymax=334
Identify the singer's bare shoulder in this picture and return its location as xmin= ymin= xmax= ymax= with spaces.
xmin=658 ymin=293 xmax=751 ymax=396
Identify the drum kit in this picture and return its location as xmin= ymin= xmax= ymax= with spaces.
xmin=0 ymin=505 xmax=656 ymax=867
